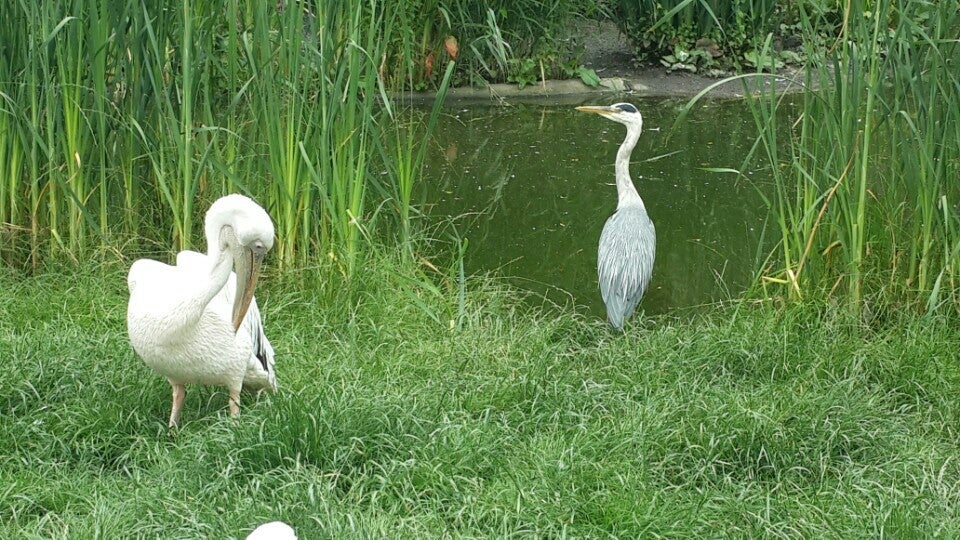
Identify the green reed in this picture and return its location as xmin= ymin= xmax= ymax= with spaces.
xmin=0 ymin=0 xmax=461 ymax=274
xmin=0 ymin=75 xmax=21 ymax=248
xmin=2 ymin=1 xmax=63 ymax=264
xmin=179 ymin=1 xmax=195 ymax=249
xmin=248 ymin=0 xmax=310 ymax=265
xmin=381 ymin=63 xmax=455 ymax=254
xmin=738 ymin=0 xmax=960 ymax=313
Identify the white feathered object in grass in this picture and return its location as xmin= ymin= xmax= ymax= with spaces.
xmin=127 ymin=194 xmax=277 ymax=427
xmin=246 ymin=521 xmax=297 ymax=540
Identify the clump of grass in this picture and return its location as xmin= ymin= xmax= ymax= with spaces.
xmin=2 ymin=256 xmax=960 ymax=537
xmin=734 ymin=1 xmax=960 ymax=314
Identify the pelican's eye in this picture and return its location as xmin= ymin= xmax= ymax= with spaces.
xmin=250 ymin=240 xmax=269 ymax=257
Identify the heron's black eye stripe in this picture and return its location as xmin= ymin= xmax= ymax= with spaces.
xmin=616 ymin=103 xmax=638 ymax=113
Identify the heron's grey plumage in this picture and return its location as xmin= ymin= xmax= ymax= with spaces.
xmin=576 ymin=103 xmax=656 ymax=330
xmin=599 ymin=205 xmax=655 ymax=329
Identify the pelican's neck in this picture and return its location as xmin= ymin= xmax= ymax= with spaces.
xmin=166 ymin=228 xmax=235 ymax=338
xmin=615 ymin=122 xmax=643 ymax=210
xmin=202 ymin=225 xmax=235 ymax=307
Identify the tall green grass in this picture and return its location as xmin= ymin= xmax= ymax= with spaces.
xmin=0 ymin=0 xmax=462 ymax=272
xmin=736 ymin=0 xmax=960 ymax=314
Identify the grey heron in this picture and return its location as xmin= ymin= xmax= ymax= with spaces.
xmin=576 ymin=103 xmax=656 ymax=330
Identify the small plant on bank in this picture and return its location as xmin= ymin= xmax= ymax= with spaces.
xmin=659 ymin=41 xmax=721 ymax=73
xmin=506 ymin=48 xmax=601 ymax=89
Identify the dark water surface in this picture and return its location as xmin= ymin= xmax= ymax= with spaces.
xmin=421 ymin=98 xmax=773 ymax=317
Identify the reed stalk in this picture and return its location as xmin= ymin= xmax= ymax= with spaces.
xmin=179 ymin=0 xmax=195 ymax=250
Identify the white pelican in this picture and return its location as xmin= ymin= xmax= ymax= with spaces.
xmin=127 ymin=194 xmax=277 ymax=426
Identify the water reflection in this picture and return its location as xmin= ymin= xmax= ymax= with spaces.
xmin=421 ymin=99 xmax=772 ymax=316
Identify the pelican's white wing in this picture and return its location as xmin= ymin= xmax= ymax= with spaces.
xmin=176 ymin=251 xmax=277 ymax=392
xmin=127 ymin=258 xmax=208 ymax=344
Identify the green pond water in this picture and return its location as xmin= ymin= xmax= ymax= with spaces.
xmin=421 ymin=98 xmax=774 ymax=317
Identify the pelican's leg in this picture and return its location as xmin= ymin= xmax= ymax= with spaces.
xmin=169 ymin=383 xmax=186 ymax=427
xmin=229 ymin=388 xmax=241 ymax=418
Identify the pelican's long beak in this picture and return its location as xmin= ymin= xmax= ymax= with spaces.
xmin=576 ymin=105 xmax=617 ymax=116
xmin=232 ymin=246 xmax=265 ymax=333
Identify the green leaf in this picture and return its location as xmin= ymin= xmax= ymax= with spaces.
xmin=576 ymin=66 xmax=600 ymax=87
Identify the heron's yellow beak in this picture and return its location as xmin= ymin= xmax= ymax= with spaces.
xmin=576 ymin=105 xmax=617 ymax=116
xmin=231 ymin=247 xmax=264 ymax=333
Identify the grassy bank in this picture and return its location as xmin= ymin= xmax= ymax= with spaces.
xmin=2 ymin=260 xmax=959 ymax=537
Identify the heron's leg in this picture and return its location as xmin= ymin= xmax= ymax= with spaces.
xmin=169 ymin=383 xmax=186 ymax=427
xmin=229 ymin=388 xmax=241 ymax=418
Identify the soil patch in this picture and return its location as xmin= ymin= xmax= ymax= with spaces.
xmin=576 ymin=19 xmax=803 ymax=98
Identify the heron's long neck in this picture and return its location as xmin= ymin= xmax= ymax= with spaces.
xmin=615 ymin=123 xmax=643 ymax=210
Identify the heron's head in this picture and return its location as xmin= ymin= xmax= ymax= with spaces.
xmin=205 ymin=194 xmax=275 ymax=332
xmin=575 ymin=102 xmax=643 ymax=130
